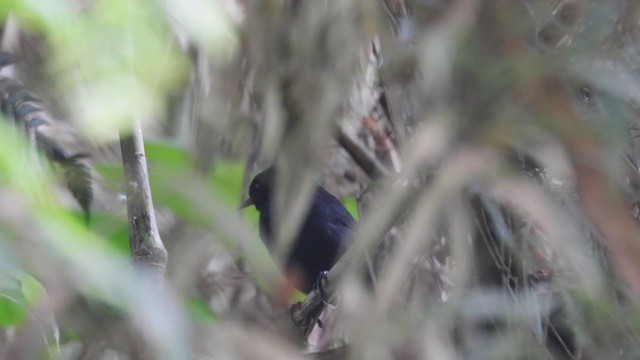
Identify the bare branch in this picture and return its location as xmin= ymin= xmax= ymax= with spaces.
xmin=337 ymin=128 xmax=389 ymax=178
xmin=120 ymin=120 xmax=168 ymax=286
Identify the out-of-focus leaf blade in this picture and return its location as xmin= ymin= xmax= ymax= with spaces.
xmin=12 ymin=0 xmax=189 ymax=140
xmin=145 ymin=140 xmax=191 ymax=171
xmin=18 ymin=274 xmax=47 ymax=307
xmin=342 ymin=196 xmax=359 ymax=220
xmin=0 ymin=293 xmax=27 ymax=327
xmin=187 ymin=297 xmax=219 ymax=324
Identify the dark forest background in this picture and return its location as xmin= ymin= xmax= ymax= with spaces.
xmin=0 ymin=0 xmax=639 ymax=359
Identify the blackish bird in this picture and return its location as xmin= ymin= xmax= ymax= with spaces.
xmin=240 ymin=166 xmax=356 ymax=293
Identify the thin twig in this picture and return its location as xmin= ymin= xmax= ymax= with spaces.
xmin=362 ymin=116 xmax=402 ymax=172
xmin=120 ymin=120 xmax=168 ymax=286
xmin=306 ymin=345 xmax=350 ymax=360
xmin=337 ymin=128 xmax=389 ymax=179
xmin=120 ymin=120 xmax=168 ymax=359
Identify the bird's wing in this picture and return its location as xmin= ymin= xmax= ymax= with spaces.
xmin=313 ymin=188 xmax=356 ymax=244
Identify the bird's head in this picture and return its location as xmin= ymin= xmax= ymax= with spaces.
xmin=240 ymin=167 xmax=275 ymax=212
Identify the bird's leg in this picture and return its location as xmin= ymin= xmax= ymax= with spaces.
xmin=289 ymin=299 xmax=323 ymax=334
xmin=300 ymin=271 xmax=332 ymax=330
xmin=288 ymin=272 xmax=338 ymax=336
xmin=313 ymin=271 xmax=335 ymax=306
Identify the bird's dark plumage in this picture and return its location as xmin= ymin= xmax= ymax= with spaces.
xmin=242 ymin=166 xmax=356 ymax=293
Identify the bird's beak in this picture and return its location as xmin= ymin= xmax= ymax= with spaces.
xmin=239 ymin=197 xmax=254 ymax=210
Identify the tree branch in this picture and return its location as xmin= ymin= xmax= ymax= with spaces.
xmin=337 ymin=128 xmax=389 ymax=179
xmin=120 ymin=120 xmax=168 ymax=286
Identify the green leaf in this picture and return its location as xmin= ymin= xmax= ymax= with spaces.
xmin=291 ymin=290 xmax=306 ymax=303
xmin=18 ymin=274 xmax=47 ymax=306
xmin=187 ymin=297 xmax=218 ymax=325
xmin=9 ymin=0 xmax=190 ymax=140
xmin=0 ymin=271 xmax=46 ymax=328
xmin=145 ymin=140 xmax=190 ymax=171
xmin=0 ymin=271 xmax=44 ymax=327
xmin=88 ymin=212 xmax=130 ymax=255
xmin=207 ymin=160 xmax=244 ymax=206
xmin=93 ymin=163 xmax=124 ymax=185
xmin=67 ymin=210 xmax=130 ymax=255
xmin=342 ymin=197 xmax=359 ymax=220
xmin=0 ymin=3 xmax=11 ymax=24
xmin=0 ymin=294 xmax=27 ymax=327
xmin=208 ymin=161 xmax=261 ymax=228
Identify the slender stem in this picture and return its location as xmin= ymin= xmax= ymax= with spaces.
xmin=337 ymin=128 xmax=389 ymax=179
xmin=120 ymin=120 xmax=168 ymax=287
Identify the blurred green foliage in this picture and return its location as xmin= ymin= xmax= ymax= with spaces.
xmin=0 ymin=114 xmax=190 ymax=355
xmin=87 ymin=213 xmax=130 ymax=255
xmin=342 ymin=196 xmax=359 ymax=220
xmin=0 ymin=295 xmax=27 ymax=327
xmin=0 ymin=0 xmax=189 ymax=140
xmin=0 ymin=270 xmax=47 ymax=327
xmin=0 ymin=278 xmax=27 ymax=327
xmin=187 ymin=297 xmax=218 ymax=325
